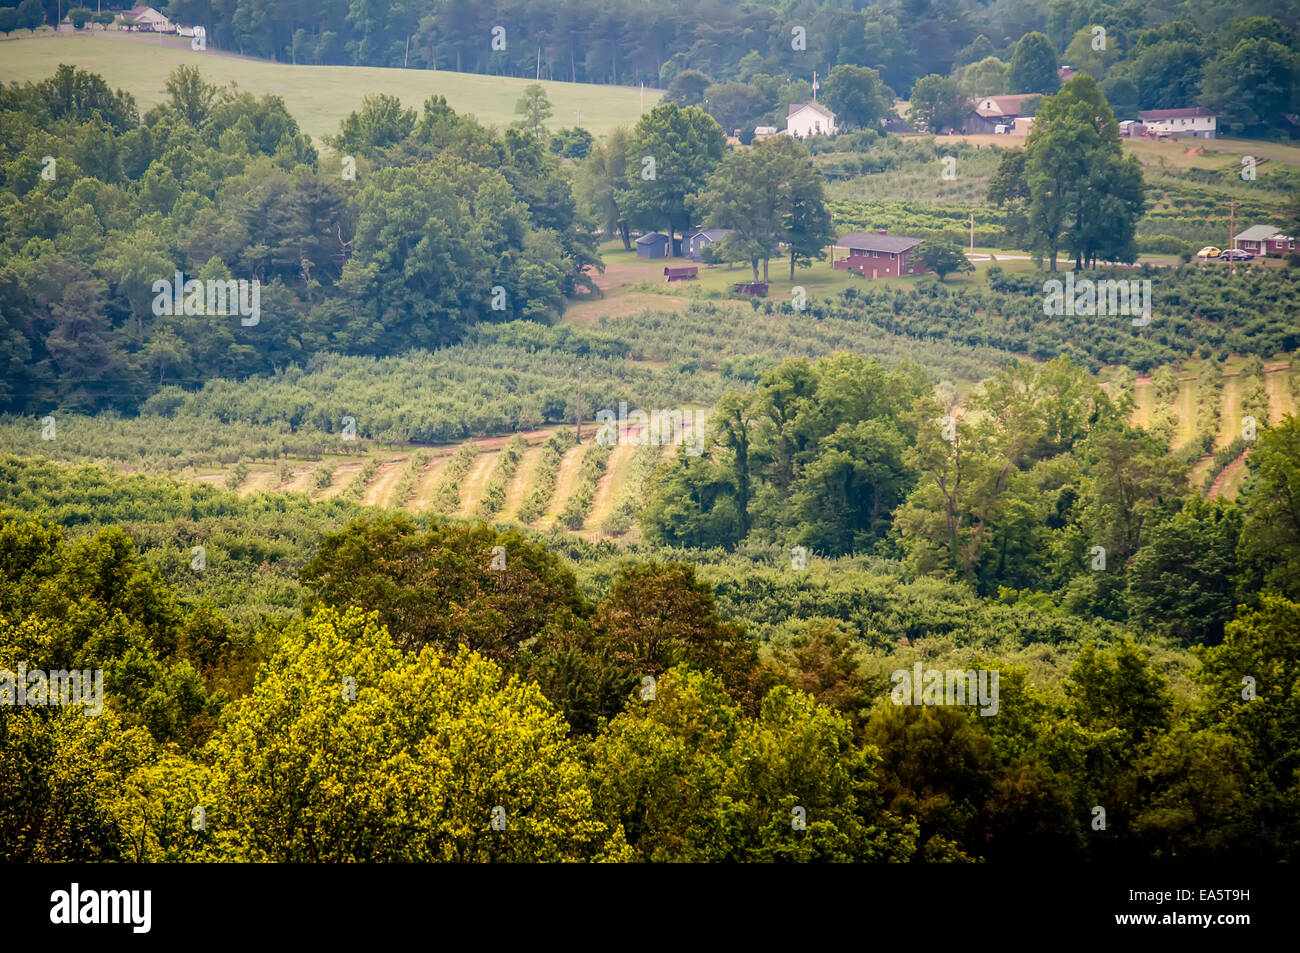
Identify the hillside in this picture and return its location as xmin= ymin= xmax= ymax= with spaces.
xmin=0 ymin=32 xmax=658 ymax=141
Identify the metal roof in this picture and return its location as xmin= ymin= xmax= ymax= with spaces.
xmin=836 ymin=232 xmax=925 ymax=254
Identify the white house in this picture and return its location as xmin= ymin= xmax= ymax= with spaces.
xmin=119 ymin=7 xmax=171 ymax=32
xmin=1136 ymin=108 xmax=1217 ymax=139
xmin=785 ymin=102 xmax=836 ymax=139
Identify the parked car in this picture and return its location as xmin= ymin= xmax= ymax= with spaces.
xmin=1196 ymin=246 xmax=1222 ymax=260
xmin=1220 ymin=248 xmax=1254 ymax=261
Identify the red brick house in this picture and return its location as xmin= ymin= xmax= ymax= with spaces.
xmin=832 ymin=230 xmax=926 ymax=278
xmin=1233 ymin=224 xmax=1295 ymax=257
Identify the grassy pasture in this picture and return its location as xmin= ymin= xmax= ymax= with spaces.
xmin=0 ymin=31 xmax=657 ymax=142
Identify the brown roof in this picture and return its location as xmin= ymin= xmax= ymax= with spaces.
xmin=972 ymin=94 xmax=1040 ymax=118
xmin=788 ymin=102 xmax=834 ymax=119
xmin=1137 ymin=107 xmax=1216 ymax=120
xmin=123 ymin=6 xmax=168 ymax=20
xmin=837 ymin=232 xmax=925 ymax=254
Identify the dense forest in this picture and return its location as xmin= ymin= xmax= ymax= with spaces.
xmin=3 ymin=398 xmax=1299 ymax=859
xmin=0 ymin=64 xmax=607 ymax=413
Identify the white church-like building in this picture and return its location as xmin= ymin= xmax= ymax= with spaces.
xmin=785 ymin=102 xmax=837 ymax=139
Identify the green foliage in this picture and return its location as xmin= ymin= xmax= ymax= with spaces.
xmin=590 ymin=667 xmax=916 ymax=861
xmin=0 ymin=68 xmax=597 ymax=414
xmin=428 ymin=443 xmax=478 ymax=516
xmin=0 ymin=518 xmax=261 ymax=749
xmin=1009 ymin=32 xmax=1062 ymax=95
xmin=518 ymin=432 xmax=570 ymax=524
xmin=643 ymin=354 xmax=927 ymax=554
xmin=620 ymin=102 xmax=725 ymax=247
xmin=559 ymin=440 xmax=611 ymax=530
xmin=339 ymin=457 xmax=380 ymax=502
xmin=311 ymin=463 xmax=336 ymax=494
xmin=300 ymin=514 xmax=586 ymax=662
xmin=1022 ymin=76 xmax=1145 ymax=269
xmin=822 ymin=65 xmax=894 ymax=131
xmin=0 ymin=707 xmax=158 ymax=861
xmin=601 ymin=444 xmax=661 ymax=536
xmin=907 ymin=75 xmax=966 ymax=133
xmin=182 ymin=606 xmax=631 ymax=861
xmin=514 ymin=85 xmax=553 ymax=139
xmin=389 ymin=450 xmax=431 ymax=509
xmin=223 ymin=461 xmax=249 ymax=492
xmin=1127 ymin=499 xmax=1242 ymax=644
xmin=960 ymin=56 xmax=1009 ymax=98
xmin=1237 ymin=415 xmax=1300 ymax=601
xmin=475 ymin=437 xmax=527 ymax=520
xmin=916 ymin=239 xmax=974 ymax=280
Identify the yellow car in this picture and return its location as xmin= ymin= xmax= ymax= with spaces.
xmin=1196 ymin=246 xmax=1222 ymax=260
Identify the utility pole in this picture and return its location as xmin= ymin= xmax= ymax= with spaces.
xmin=970 ymin=213 xmax=974 ymax=251
xmin=1229 ymin=201 xmax=1238 ymax=277
xmin=640 ymin=82 xmax=645 ymax=115
xmin=404 ymin=35 xmax=410 ymax=68
xmin=536 ymin=48 xmax=541 ymax=81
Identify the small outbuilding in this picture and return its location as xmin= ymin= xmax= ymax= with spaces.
xmin=684 ymin=227 xmax=735 ymax=262
xmin=635 ymin=232 xmax=671 ymax=259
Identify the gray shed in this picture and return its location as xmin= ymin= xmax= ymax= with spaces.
xmin=635 ymin=232 xmax=670 ymax=259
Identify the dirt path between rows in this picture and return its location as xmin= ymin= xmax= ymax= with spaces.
xmin=540 ymin=443 xmax=588 ymax=527
xmin=500 ymin=444 xmax=545 ymax=522
xmin=584 ymin=442 xmax=636 ymax=530
xmin=363 ymin=455 xmax=409 ymax=507
xmin=1207 ymin=451 xmax=1249 ymax=499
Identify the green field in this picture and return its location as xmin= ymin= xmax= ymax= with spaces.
xmin=0 ymin=31 xmax=658 ymax=142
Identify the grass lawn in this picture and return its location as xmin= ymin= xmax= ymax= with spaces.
xmin=583 ymin=245 xmax=973 ymax=312
xmin=0 ymin=31 xmax=658 ymax=143
xmin=567 ymin=241 xmax=1082 ymax=328
xmin=1123 ymin=135 xmax=1300 ymax=170
xmin=891 ymin=131 xmax=1300 ymax=171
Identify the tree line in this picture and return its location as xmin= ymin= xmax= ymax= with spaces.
xmin=3 ymin=496 xmax=1298 ymax=861
xmin=644 ymin=352 xmax=1300 ymax=649
xmin=0 ymin=65 xmax=599 ymax=414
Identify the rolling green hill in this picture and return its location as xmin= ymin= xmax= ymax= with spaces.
xmin=0 ymin=31 xmax=659 ymax=142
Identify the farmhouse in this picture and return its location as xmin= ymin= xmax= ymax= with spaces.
xmin=119 ymin=6 xmax=171 ymax=31
xmin=965 ymin=94 xmax=1040 ymax=135
xmin=832 ymin=229 xmax=926 ymax=279
xmin=635 ymin=232 xmax=671 ymax=259
xmin=785 ymin=103 xmax=836 ymax=139
xmin=684 ymin=227 xmax=735 ymax=262
xmin=1233 ymin=224 xmax=1295 ymax=257
xmin=1136 ymin=107 xmax=1217 ymax=139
